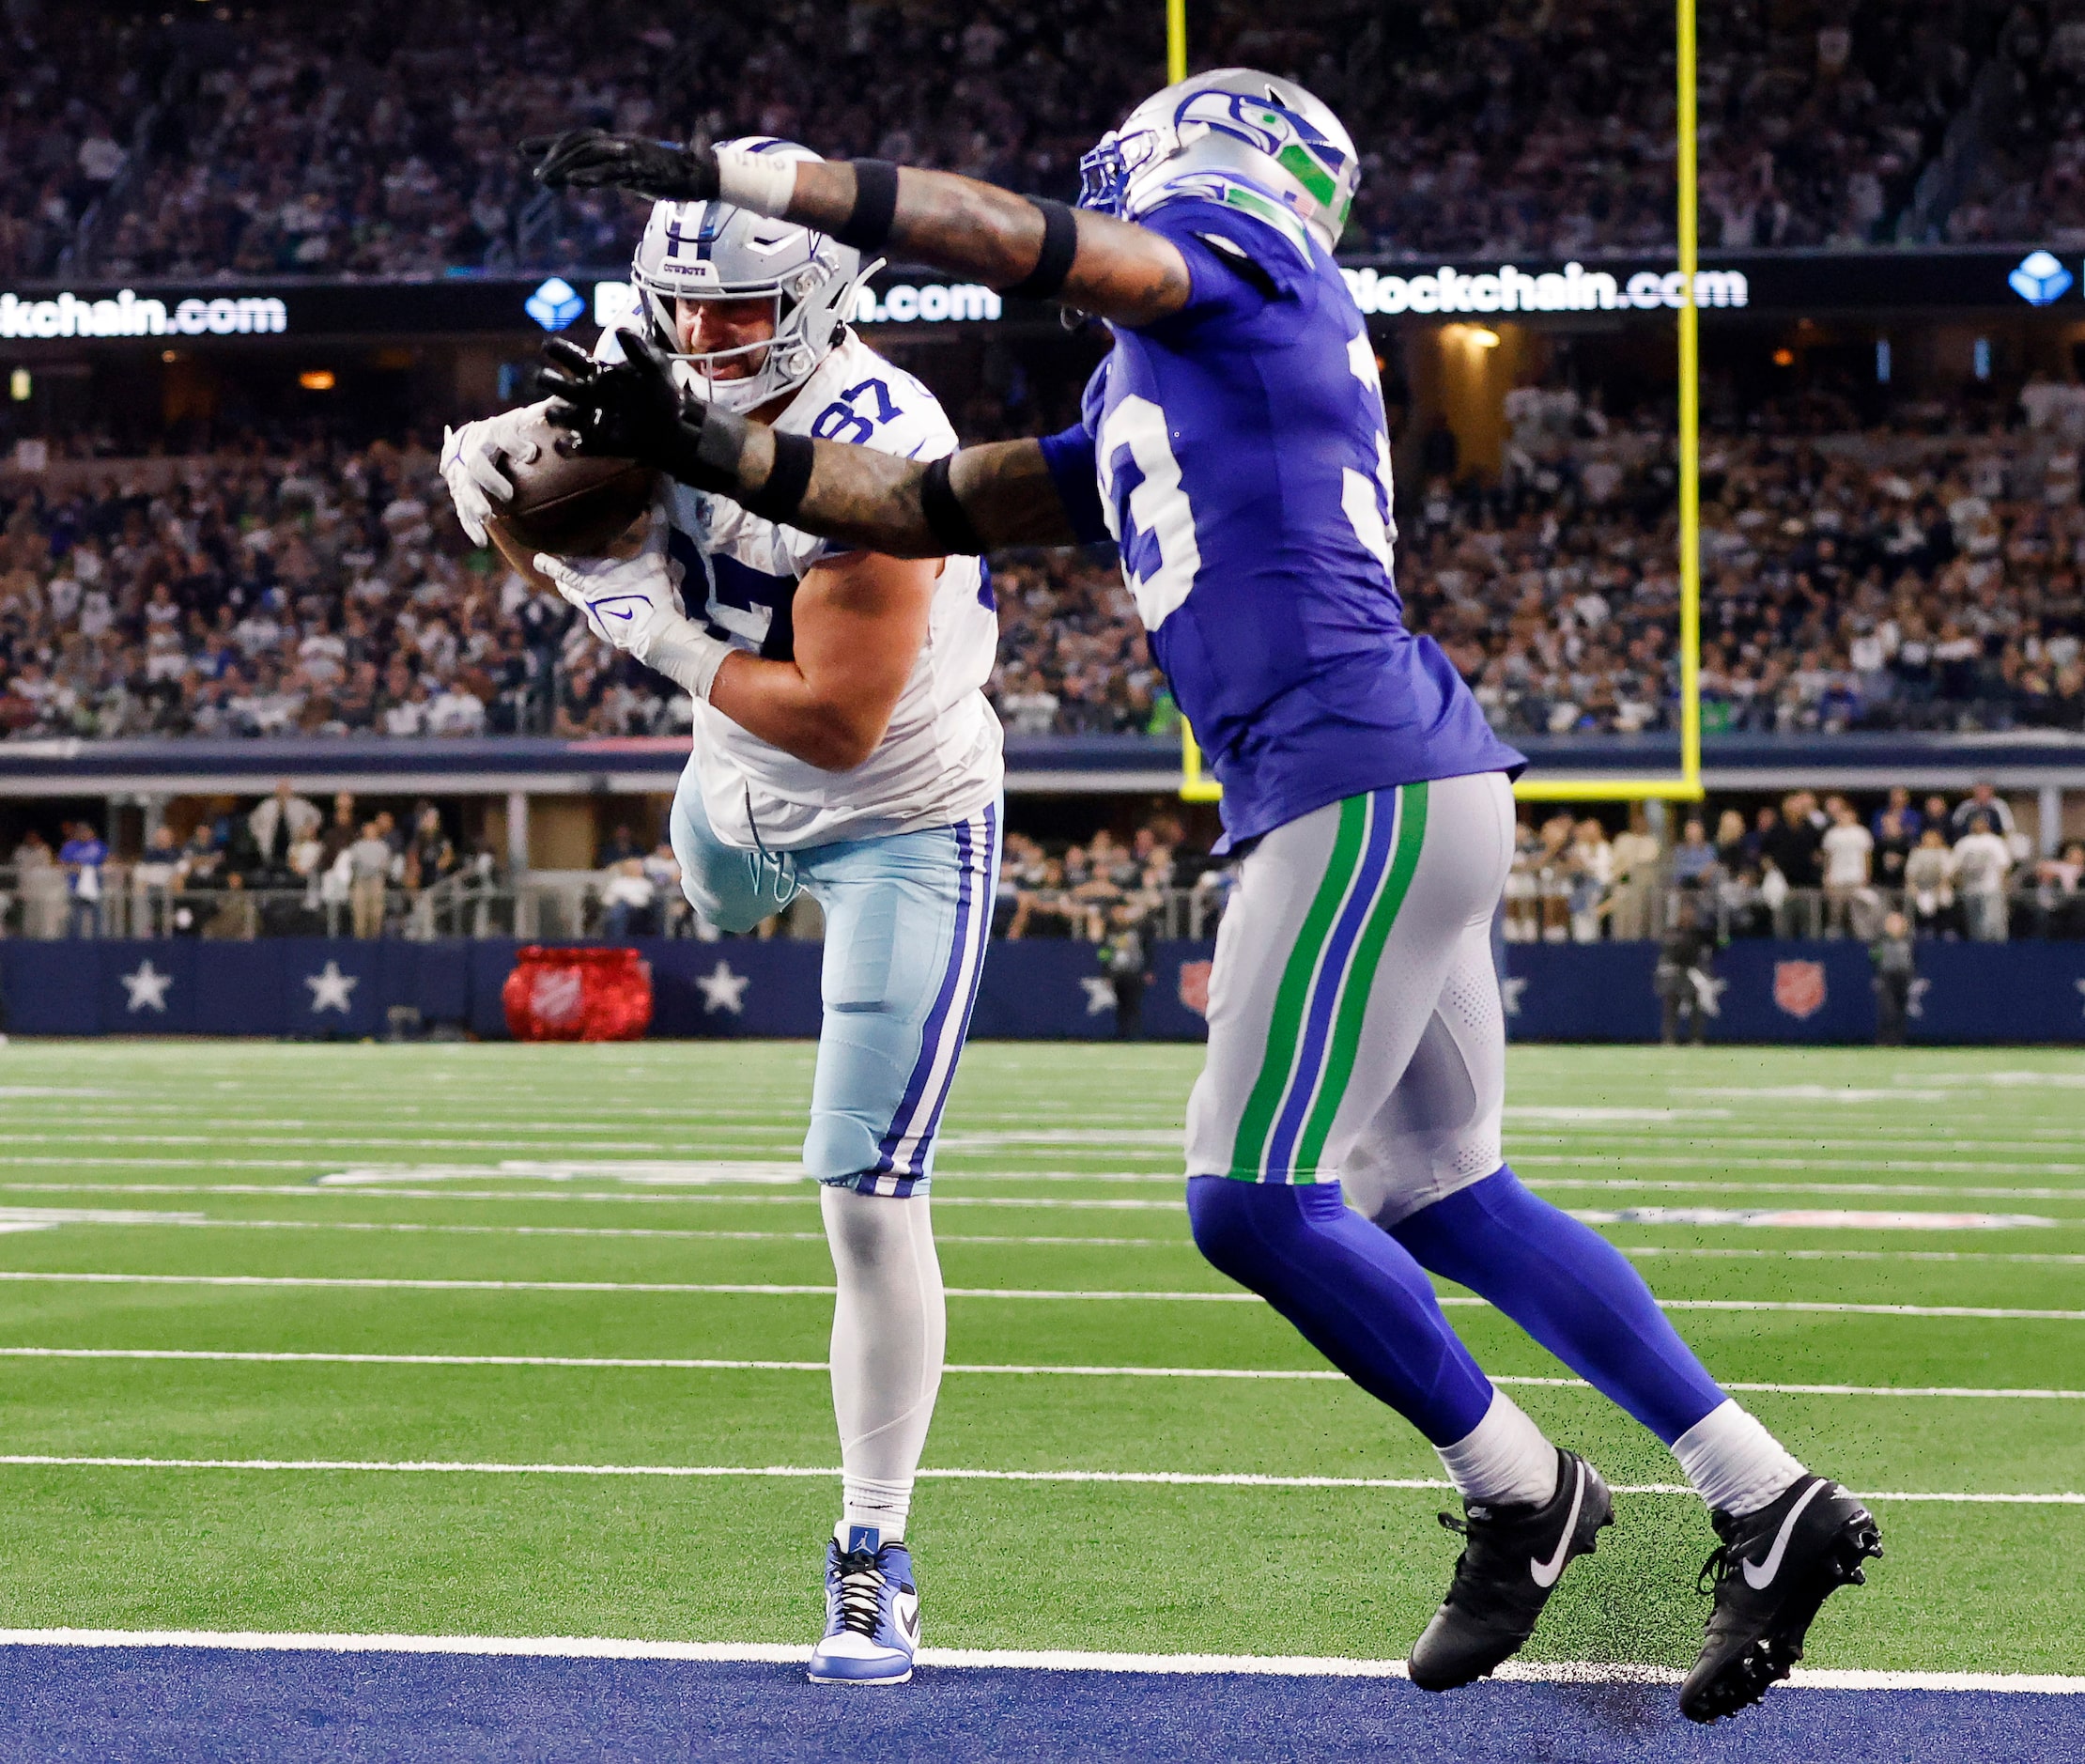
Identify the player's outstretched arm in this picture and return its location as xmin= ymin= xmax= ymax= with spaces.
xmin=536 ymin=334 xmax=1082 ymax=557
xmin=524 ymin=131 xmax=1189 ymax=326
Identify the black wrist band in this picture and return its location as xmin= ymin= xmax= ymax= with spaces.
xmin=920 ymin=454 xmax=984 ymax=555
xmin=1005 ymin=198 xmax=1079 ymax=300
xmin=666 ymin=405 xmax=749 ymax=494
xmin=743 ymin=430 xmax=815 ymax=523
xmin=835 ymin=159 xmax=901 ymax=251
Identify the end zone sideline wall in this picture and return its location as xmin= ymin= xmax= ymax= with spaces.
xmin=0 ymin=938 xmax=2078 ymax=1044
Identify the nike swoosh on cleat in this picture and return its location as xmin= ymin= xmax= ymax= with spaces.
xmin=1741 ymin=1478 xmax=1830 ymax=1590
xmin=897 ymin=1595 xmax=921 ymax=1644
xmin=1529 ymin=1461 xmax=1586 ymax=1589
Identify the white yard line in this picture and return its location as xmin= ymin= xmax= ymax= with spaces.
xmin=0 ymin=1453 xmax=2074 ymax=1505
xmin=0 ymin=1629 xmax=2075 ymax=1694
xmin=0 ymin=1182 xmax=1183 ymax=1212
xmin=1517 ymin=1154 xmax=2085 ymax=1176
xmin=3 ymin=1346 xmax=2077 ymax=1400
xmin=0 ymin=1270 xmax=2080 ymax=1320
xmin=12 ymin=1276 xmax=2085 ymax=1317
xmin=0 ymin=1219 xmax=1187 ymax=1248
xmin=22 ymin=1215 xmax=2085 ymax=1261
xmin=1621 ymin=1246 xmax=2085 ymax=1265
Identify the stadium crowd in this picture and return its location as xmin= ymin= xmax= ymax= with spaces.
xmin=6 ymin=369 xmax=2085 ymax=743
xmin=1507 ymin=785 xmax=2085 ymax=945
xmin=1400 ymin=380 xmax=2085 ymax=740
xmin=0 ymin=0 xmax=2054 ymax=281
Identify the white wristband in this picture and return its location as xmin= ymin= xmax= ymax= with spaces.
xmin=715 ymin=147 xmax=799 ymax=218
xmin=635 ymin=613 xmax=734 ymax=702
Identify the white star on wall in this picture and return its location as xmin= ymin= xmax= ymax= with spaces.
xmin=1907 ymin=978 xmax=1932 ymax=1020
xmin=119 ymin=961 xmax=173 ymax=1014
xmin=1079 ymin=976 xmax=1117 ymax=1015
xmin=1500 ymin=977 xmax=1528 ymax=1016
xmin=696 ymin=959 xmax=750 ymax=1015
xmin=304 ymin=961 xmax=360 ymax=1014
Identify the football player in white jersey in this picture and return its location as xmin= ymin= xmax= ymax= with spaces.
xmin=440 ymin=138 xmax=1001 ymax=1686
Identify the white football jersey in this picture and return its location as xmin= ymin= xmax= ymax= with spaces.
xmin=609 ymin=330 xmax=1002 ymax=851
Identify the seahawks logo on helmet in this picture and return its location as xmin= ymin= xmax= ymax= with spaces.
xmin=1077 ymin=69 xmax=1359 ymax=255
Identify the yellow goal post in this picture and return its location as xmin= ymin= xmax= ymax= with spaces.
xmin=1174 ymin=0 xmax=1704 ymax=806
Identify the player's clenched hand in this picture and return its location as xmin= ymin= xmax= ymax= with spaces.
xmin=533 ymin=522 xmax=689 ymax=661
xmin=521 ymin=129 xmax=718 ymax=201
xmin=440 ymin=405 xmax=545 ymax=546
xmin=538 ymin=333 xmax=749 ymax=494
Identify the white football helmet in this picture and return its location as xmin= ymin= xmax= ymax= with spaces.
xmin=1077 ymin=69 xmax=1359 ymax=255
xmin=629 ymin=137 xmax=879 ymax=414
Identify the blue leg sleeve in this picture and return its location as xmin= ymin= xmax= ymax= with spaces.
xmin=1186 ymin=1176 xmax=1494 ymax=1447
xmin=1389 ymin=1167 xmax=1725 ymax=1444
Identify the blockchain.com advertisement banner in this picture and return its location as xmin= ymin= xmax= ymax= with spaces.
xmin=8 ymin=248 xmax=2085 ymax=344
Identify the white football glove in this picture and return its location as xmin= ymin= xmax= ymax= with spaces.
xmin=440 ymin=403 xmax=548 ymax=545
xmin=534 ymin=527 xmax=734 ymax=700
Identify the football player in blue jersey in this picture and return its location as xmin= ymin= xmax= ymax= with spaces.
xmin=525 ymin=73 xmax=1879 ymax=1721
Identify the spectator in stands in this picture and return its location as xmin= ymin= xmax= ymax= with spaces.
xmin=8 ymin=828 xmax=64 ymax=937
xmin=346 ymin=821 xmax=392 ymax=939
xmin=57 ymin=819 xmax=107 ymax=938
xmin=405 ymin=804 xmax=456 ymax=891
xmin=598 ymin=857 xmax=656 ymax=939
xmin=1607 ymin=808 xmax=1661 ymax=940
xmin=2035 ymin=840 xmax=2085 ymax=938
xmin=1872 ymin=787 xmax=1921 ymax=889
xmin=1671 ymin=817 xmax=1719 ymax=893
xmin=1904 ymin=827 xmax=1958 ymax=938
xmin=130 ymin=824 xmax=180 ymax=936
xmin=1761 ymin=794 xmax=1826 ymax=892
xmin=1870 ymin=910 xmax=1916 ymax=1047
xmin=1954 ymin=812 xmax=2014 ymax=942
xmin=249 ymin=781 xmax=320 ymax=868
xmin=1820 ymin=796 xmax=1878 ymax=936
xmin=1950 ymin=781 xmax=2016 ymax=843
xmin=319 ymin=794 xmax=360 ymax=873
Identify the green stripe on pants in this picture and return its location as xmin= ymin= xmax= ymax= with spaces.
xmin=1228 ymin=794 xmax=1370 ymax=1179
xmin=1290 ymin=781 xmax=1429 ymax=1178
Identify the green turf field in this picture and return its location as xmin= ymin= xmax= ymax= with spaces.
xmin=0 ymin=1040 xmax=2078 ymax=1673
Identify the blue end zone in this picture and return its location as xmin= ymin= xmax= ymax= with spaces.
xmin=0 ymin=1650 xmax=2077 ymax=1764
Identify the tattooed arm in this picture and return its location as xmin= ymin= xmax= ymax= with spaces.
xmin=535 ymin=333 xmax=1088 ymax=560
xmin=720 ymin=432 xmax=1082 ymax=558
xmin=524 ymin=131 xmax=1192 ymax=327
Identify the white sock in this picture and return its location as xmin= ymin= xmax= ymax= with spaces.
xmin=837 ymin=1478 xmax=911 ymax=1546
xmin=1672 ymin=1399 xmax=1807 ymax=1516
xmin=824 ymin=1184 xmax=945 ymax=1549
xmin=1434 ymin=1390 xmax=1560 ymax=1508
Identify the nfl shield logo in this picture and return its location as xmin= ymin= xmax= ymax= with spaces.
xmin=1178 ymin=960 xmax=1212 ymax=1016
xmin=1772 ymin=960 xmax=1827 ymax=1020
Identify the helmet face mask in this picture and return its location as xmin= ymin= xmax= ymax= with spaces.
xmin=628 ymin=138 xmax=879 ymax=414
xmin=1077 ymin=69 xmax=1359 ymax=255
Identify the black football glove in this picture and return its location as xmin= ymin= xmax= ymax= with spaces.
xmin=520 ymin=129 xmax=718 ymax=200
xmin=536 ymin=333 xmax=748 ymax=492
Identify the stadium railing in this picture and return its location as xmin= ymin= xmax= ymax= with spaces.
xmin=4 ymin=868 xmax=2078 ymax=948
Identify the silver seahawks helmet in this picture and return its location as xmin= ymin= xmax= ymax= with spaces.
xmin=629 ymin=137 xmax=879 ymax=414
xmin=1076 ymin=69 xmax=1359 ymax=255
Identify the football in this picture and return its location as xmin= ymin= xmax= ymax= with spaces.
xmin=487 ymin=409 xmax=654 ymax=558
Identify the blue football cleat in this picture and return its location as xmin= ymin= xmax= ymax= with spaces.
xmin=806 ymin=1527 xmax=920 ymax=1685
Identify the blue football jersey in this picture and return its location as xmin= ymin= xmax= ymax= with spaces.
xmin=1039 ymin=192 xmax=1522 ymax=848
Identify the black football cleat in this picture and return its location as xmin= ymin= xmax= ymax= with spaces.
xmin=1406 ymin=1449 xmax=1614 ymax=1692
xmin=1680 ymin=1475 xmax=1883 ymax=1723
